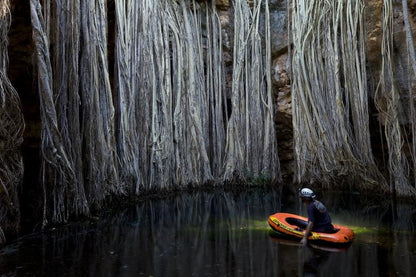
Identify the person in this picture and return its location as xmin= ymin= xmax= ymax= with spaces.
xmin=299 ymin=188 xmax=334 ymax=246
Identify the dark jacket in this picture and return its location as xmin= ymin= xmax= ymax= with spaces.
xmin=307 ymin=200 xmax=334 ymax=233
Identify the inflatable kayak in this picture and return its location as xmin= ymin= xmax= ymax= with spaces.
xmin=268 ymin=212 xmax=354 ymax=246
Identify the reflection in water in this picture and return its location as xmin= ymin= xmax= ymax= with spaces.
xmin=301 ymin=247 xmax=331 ymax=277
xmin=0 ymin=188 xmax=416 ymax=276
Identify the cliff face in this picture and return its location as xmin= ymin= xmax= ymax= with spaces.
xmin=214 ymin=0 xmax=416 ymax=181
xmin=6 ymin=0 xmax=416 ymax=181
xmin=7 ymin=1 xmax=416 ymax=181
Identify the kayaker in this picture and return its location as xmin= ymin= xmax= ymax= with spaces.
xmin=299 ymin=188 xmax=335 ymax=246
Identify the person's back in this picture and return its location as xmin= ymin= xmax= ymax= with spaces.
xmin=307 ymin=199 xmax=334 ymax=233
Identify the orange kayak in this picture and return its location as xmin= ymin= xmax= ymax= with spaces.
xmin=268 ymin=212 xmax=354 ymax=246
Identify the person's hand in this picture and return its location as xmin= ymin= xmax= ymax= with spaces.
xmin=300 ymin=237 xmax=307 ymax=246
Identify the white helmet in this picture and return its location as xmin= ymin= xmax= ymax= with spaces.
xmin=299 ymin=188 xmax=316 ymax=199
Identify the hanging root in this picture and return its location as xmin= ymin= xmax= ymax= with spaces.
xmin=223 ymin=0 xmax=280 ymax=183
xmin=0 ymin=0 xmax=25 ymax=243
xmin=291 ymin=0 xmax=386 ymax=190
xmin=374 ymin=0 xmax=416 ymax=197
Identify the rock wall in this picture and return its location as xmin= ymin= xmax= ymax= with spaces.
xmin=8 ymin=0 xmax=416 ymax=182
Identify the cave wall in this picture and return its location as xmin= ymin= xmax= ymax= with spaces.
xmin=3 ymin=0 xmax=416 ymax=237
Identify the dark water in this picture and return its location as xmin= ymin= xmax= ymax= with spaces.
xmin=1 ymin=187 xmax=416 ymax=277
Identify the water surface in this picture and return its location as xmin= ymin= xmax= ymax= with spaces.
xmin=1 ymin=187 xmax=415 ymax=276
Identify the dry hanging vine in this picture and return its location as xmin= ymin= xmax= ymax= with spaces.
xmin=80 ymin=0 xmax=121 ymax=204
xmin=31 ymin=0 xmax=88 ymax=225
xmin=29 ymin=0 xmax=281 ymax=226
xmin=31 ymin=0 xmax=122 ymax=225
xmin=374 ymin=0 xmax=416 ymax=196
xmin=401 ymin=0 xmax=416 ymax=190
xmin=0 ymin=0 xmax=25 ymax=244
xmin=224 ymin=0 xmax=280 ymax=182
xmin=291 ymin=0 xmax=385 ymax=188
xmin=115 ymin=0 xmax=217 ymax=190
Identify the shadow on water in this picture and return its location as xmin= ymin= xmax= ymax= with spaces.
xmin=0 ymin=186 xmax=416 ymax=276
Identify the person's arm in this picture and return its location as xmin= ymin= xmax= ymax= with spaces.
xmin=300 ymin=221 xmax=313 ymax=246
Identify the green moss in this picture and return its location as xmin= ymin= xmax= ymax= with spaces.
xmin=249 ymin=219 xmax=271 ymax=231
xmin=350 ymin=226 xmax=377 ymax=235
